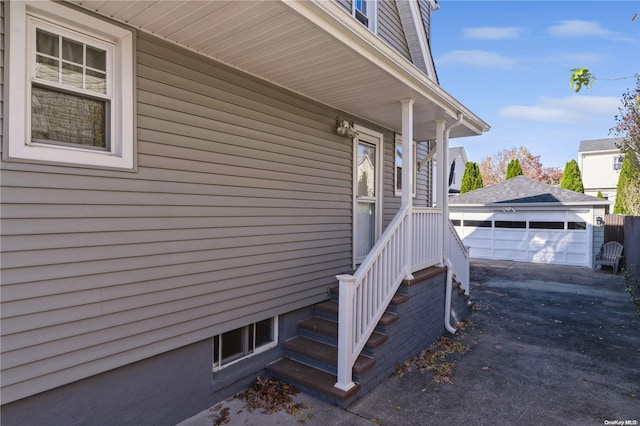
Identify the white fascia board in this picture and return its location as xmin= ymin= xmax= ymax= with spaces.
xmin=282 ymin=0 xmax=489 ymax=135
xmin=406 ymin=0 xmax=437 ymax=81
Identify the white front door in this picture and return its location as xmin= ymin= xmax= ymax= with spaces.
xmin=354 ymin=127 xmax=383 ymax=265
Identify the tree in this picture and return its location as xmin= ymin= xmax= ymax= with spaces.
xmin=559 ymin=160 xmax=584 ymax=193
xmin=614 ymin=152 xmax=640 ymax=215
xmin=479 ymin=146 xmax=562 ymax=186
xmin=610 ymin=76 xmax=640 ymax=159
xmin=597 ymin=191 xmax=604 ymax=199
xmin=460 ymin=162 xmax=484 ymax=193
xmin=505 ymin=159 xmax=523 ymax=180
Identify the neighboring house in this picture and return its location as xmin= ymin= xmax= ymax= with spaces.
xmin=450 ymin=176 xmax=611 ymax=267
xmin=0 ymin=1 xmax=489 ymax=424
xmin=448 ymin=146 xmax=468 ymax=194
xmin=578 ymin=138 xmax=624 ymax=205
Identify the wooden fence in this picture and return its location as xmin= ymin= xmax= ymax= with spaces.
xmin=605 ymin=215 xmax=640 ymax=280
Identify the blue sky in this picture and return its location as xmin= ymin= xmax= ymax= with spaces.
xmin=431 ymin=0 xmax=640 ymax=169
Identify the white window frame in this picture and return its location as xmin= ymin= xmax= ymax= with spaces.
xmin=4 ymin=0 xmax=135 ymax=170
xmin=613 ymin=154 xmax=624 ymax=172
xmin=212 ymin=317 xmax=278 ymax=372
xmin=352 ymin=0 xmax=377 ymax=32
xmin=394 ymin=134 xmax=417 ymax=197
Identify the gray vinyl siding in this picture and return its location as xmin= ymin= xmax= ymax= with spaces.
xmin=0 ymin=30 xmax=359 ymax=403
xmin=333 ymin=0 xmax=411 ymax=62
xmin=382 ymin=139 xmax=433 ymax=227
xmin=418 ymin=0 xmax=432 ymax=41
xmin=1 ymin=1 xmax=4 ymax=150
xmin=377 ymin=1 xmax=411 ymax=61
xmin=383 ymin=133 xmax=401 ymax=228
xmin=335 ymin=0 xmax=351 ymax=13
xmin=415 ymin=141 xmax=434 ymax=207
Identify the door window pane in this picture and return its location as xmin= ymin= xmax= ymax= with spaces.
xmin=356 ymin=202 xmax=375 ymax=258
xmin=357 ymin=142 xmax=376 ymax=197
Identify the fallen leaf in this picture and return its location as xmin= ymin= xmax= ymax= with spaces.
xmin=481 ymin=366 xmax=489 ymax=371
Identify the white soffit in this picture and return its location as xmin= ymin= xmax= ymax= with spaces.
xmin=71 ymin=0 xmax=489 ymax=140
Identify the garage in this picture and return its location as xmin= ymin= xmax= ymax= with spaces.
xmin=449 ymin=176 xmax=610 ymax=267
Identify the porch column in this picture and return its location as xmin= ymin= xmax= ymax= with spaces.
xmin=401 ymin=99 xmax=414 ymax=280
xmin=435 ymin=119 xmax=447 ymax=264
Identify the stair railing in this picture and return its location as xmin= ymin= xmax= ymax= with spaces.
xmin=335 ymin=205 xmax=411 ymax=391
xmin=412 ymin=207 xmax=443 ymax=271
xmin=447 ymin=219 xmax=469 ymax=294
xmin=335 ymin=206 xmax=444 ymax=391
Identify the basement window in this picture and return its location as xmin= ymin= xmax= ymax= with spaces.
xmin=212 ymin=317 xmax=278 ymax=371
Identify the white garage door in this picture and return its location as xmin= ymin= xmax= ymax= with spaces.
xmin=451 ymin=210 xmax=592 ymax=266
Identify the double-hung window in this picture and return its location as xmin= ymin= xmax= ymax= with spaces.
xmin=5 ymin=1 xmax=135 ymax=170
xmin=394 ymin=135 xmax=417 ymax=197
xmin=352 ymin=0 xmax=377 ymax=32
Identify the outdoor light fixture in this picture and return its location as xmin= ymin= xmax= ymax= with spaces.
xmin=336 ymin=117 xmax=358 ymax=138
xmin=596 ymin=216 xmax=604 ymax=226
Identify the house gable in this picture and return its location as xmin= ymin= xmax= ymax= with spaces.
xmin=578 ymin=138 xmax=623 ymax=201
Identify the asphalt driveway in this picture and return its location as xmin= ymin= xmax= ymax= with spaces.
xmin=177 ymin=259 xmax=640 ymax=426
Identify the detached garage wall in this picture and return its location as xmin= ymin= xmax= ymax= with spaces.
xmin=450 ymin=208 xmax=603 ymax=267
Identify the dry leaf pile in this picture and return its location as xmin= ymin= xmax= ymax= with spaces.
xmin=395 ymin=326 xmax=470 ymax=384
xmin=236 ymin=376 xmax=308 ymax=415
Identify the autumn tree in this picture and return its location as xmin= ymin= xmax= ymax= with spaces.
xmin=610 ymin=76 xmax=640 ymax=158
xmin=505 ymin=159 xmax=523 ymax=180
xmin=614 ymin=152 xmax=640 ymax=215
xmin=460 ymin=162 xmax=483 ymax=193
xmin=479 ymin=146 xmax=562 ymax=186
xmin=559 ymin=160 xmax=584 ymax=193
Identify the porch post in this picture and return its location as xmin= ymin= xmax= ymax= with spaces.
xmin=401 ymin=99 xmax=414 ymax=280
xmin=435 ymin=119 xmax=447 ymax=264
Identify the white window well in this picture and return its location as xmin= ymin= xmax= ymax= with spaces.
xmin=4 ymin=1 xmax=135 ymax=170
xmin=212 ymin=317 xmax=278 ymax=371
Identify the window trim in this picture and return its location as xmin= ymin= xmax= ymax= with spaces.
xmin=351 ymin=0 xmax=377 ymax=32
xmin=4 ymin=0 xmax=135 ymax=170
xmin=212 ymin=317 xmax=278 ymax=372
xmin=394 ymin=134 xmax=417 ymax=197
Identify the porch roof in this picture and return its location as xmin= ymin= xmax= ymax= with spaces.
xmin=71 ymin=0 xmax=489 ymax=141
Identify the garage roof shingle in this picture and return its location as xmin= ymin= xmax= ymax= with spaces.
xmin=448 ymin=176 xmax=610 ymax=206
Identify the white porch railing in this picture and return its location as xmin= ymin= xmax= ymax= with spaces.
xmin=413 ymin=207 xmax=443 ymax=271
xmin=447 ymin=220 xmax=470 ymax=294
xmin=335 ymin=206 xmax=443 ymax=391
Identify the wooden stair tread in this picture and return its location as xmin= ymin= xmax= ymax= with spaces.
xmin=299 ymin=317 xmax=388 ymax=348
xmin=283 ymin=336 xmax=375 ymax=374
xmin=315 ymin=300 xmax=338 ymax=314
xmin=379 ymin=311 xmax=399 ymax=325
xmin=267 ymin=358 xmax=360 ymax=403
xmin=391 ymin=293 xmax=410 ymax=305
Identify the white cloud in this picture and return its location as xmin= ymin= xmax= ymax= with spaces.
xmin=547 ymin=20 xmax=611 ymax=37
xmin=546 ymin=20 xmax=636 ymax=42
xmin=437 ymin=50 xmax=516 ymax=69
xmin=500 ymin=95 xmax=620 ymax=125
xmin=462 ymin=26 xmax=525 ymax=40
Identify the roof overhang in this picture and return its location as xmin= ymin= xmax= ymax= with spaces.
xmin=70 ymin=0 xmax=489 ymax=141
